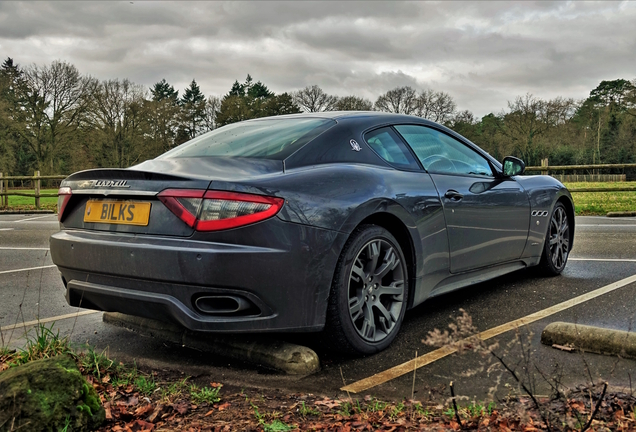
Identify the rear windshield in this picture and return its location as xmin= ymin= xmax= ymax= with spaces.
xmin=158 ymin=118 xmax=335 ymax=160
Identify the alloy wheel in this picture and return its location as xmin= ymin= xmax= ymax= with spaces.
xmin=549 ymin=206 xmax=570 ymax=270
xmin=347 ymin=239 xmax=405 ymax=343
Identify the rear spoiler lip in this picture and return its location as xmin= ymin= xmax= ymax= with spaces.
xmin=71 ymin=189 xmax=158 ymax=196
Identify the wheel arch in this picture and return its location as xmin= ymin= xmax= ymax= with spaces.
xmin=556 ymin=194 xmax=575 ymax=251
xmin=356 ymin=212 xmax=418 ymax=309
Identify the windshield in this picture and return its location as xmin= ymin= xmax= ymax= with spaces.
xmin=158 ymin=118 xmax=335 ymax=160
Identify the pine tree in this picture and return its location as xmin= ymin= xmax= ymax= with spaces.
xmin=149 ymin=79 xmax=180 ymax=152
xmin=228 ymin=80 xmax=244 ymax=97
xmin=248 ymin=81 xmax=273 ymax=99
xmin=180 ymin=79 xmax=206 ymax=140
xmin=151 ymin=79 xmax=179 ymax=102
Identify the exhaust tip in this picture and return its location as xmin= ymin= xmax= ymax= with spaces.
xmin=194 ymin=295 xmax=257 ymax=315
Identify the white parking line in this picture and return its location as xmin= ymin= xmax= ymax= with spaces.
xmin=0 ymin=228 xmax=14 ymax=231
xmin=570 ymin=258 xmax=636 ymax=262
xmin=577 ymin=224 xmax=636 ymax=227
xmin=0 ymin=310 xmax=99 ymax=332
xmin=16 ymin=214 xmax=56 ymax=222
xmin=0 ymin=265 xmax=57 ymax=275
xmin=0 ymin=247 xmax=50 ymax=250
xmin=341 ymin=273 xmax=636 ymax=393
xmin=0 ymin=220 xmax=59 ymax=224
xmin=581 ymin=216 xmax=636 ymax=221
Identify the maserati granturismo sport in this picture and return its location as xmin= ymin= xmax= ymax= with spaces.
xmin=50 ymin=112 xmax=574 ymax=354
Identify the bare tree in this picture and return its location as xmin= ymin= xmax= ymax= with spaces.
xmin=20 ymin=61 xmax=94 ymax=172
xmin=452 ymin=109 xmax=476 ymax=125
xmin=502 ymin=94 xmax=574 ymax=165
xmin=333 ymin=95 xmax=373 ymax=111
xmin=374 ymin=86 xmax=418 ymax=115
xmin=202 ymin=95 xmax=221 ymax=132
xmin=417 ymin=89 xmax=457 ymax=123
xmin=293 ymin=85 xmax=338 ymax=112
xmin=88 ymin=79 xmax=148 ymax=168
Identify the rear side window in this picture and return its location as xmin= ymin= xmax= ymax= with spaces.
xmin=159 ymin=118 xmax=335 ymax=160
xmin=364 ymin=127 xmax=420 ymax=170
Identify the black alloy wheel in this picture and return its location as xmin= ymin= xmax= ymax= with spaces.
xmin=539 ymin=202 xmax=571 ymax=275
xmin=325 ymin=225 xmax=408 ymax=355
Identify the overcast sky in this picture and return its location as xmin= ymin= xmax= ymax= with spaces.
xmin=1 ymin=1 xmax=634 ymax=117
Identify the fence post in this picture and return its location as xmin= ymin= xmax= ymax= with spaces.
xmin=541 ymin=158 xmax=549 ymax=176
xmin=0 ymin=172 xmax=3 ymax=208
xmin=34 ymin=170 xmax=41 ymax=209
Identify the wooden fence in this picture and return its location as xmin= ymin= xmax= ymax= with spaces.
xmin=1 ymin=161 xmax=636 ymax=210
xmin=525 ymin=159 xmax=636 ymax=193
xmin=0 ymin=172 xmax=67 ymax=209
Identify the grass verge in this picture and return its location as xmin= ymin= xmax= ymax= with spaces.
xmin=2 ymin=188 xmax=58 ymax=208
xmin=2 ymin=184 xmax=636 ymax=216
xmin=564 ymin=181 xmax=636 ymax=215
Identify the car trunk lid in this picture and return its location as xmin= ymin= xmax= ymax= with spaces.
xmin=59 ymin=157 xmax=284 ymax=237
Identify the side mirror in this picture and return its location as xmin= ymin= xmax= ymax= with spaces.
xmin=502 ymin=156 xmax=525 ymax=177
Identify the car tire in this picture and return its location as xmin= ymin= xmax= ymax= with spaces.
xmin=537 ymin=202 xmax=571 ymax=276
xmin=324 ymin=224 xmax=409 ymax=355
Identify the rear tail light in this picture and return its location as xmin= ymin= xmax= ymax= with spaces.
xmin=157 ymin=189 xmax=284 ymax=231
xmin=57 ymin=187 xmax=72 ymax=222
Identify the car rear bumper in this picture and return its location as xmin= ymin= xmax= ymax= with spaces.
xmin=50 ymin=220 xmax=347 ymax=332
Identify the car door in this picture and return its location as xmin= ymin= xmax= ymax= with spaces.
xmin=394 ymin=125 xmax=530 ymax=273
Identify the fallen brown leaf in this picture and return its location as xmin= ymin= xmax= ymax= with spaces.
xmin=127 ymin=419 xmax=155 ymax=431
xmin=147 ymin=405 xmax=165 ymax=423
xmin=171 ymin=402 xmax=190 ymax=415
xmin=134 ymin=404 xmax=154 ymax=417
xmin=449 ymin=420 xmax=461 ymax=430
xmin=217 ymin=402 xmax=230 ymax=411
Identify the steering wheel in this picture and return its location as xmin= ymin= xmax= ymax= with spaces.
xmin=422 ymin=155 xmax=457 ymax=173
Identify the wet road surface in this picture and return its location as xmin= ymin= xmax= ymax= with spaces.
xmin=1 ymin=214 xmax=635 ymax=401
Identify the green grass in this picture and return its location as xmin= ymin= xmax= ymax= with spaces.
xmin=190 ymin=384 xmax=222 ymax=405
xmin=298 ymin=401 xmax=321 ymax=417
xmin=3 ymin=188 xmax=58 ymax=211
xmin=8 ymin=323 xmax=73 ymax=366
xmin=564 ymin=182 xmax=636 ymax=215
xmin=135 ymin=375 xmax=157 ymax=396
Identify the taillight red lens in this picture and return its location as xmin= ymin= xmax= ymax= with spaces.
xmin=157 ymin=189 xmax=205 ymax=228
xmin=197 ymin=191 xmax=285 ymax=231
xmin=157 ymin=189 xmax=284 ymax=231
xmin=57 ymin=187 xmax=72 ymax=222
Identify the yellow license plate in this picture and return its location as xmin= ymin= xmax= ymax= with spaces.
xmin=84 ymin=200 xmax=151 ymax=226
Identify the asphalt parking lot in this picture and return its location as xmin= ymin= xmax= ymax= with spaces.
xmin=1 ymin=213 xmax=635 ymax=402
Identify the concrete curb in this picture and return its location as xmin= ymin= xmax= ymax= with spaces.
xmin=0 ymin=210 xmax=55 ymax=214
xmin=541 ymin=321 xmax=636 ymax=359
xmin=102 ymin=312 xmax=320 ymax=376
xmin=607 ymin=211 xmax=636 ymax=218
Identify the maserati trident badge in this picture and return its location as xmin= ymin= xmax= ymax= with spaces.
xmin=350 ymin=139 xmax=361 ymax=152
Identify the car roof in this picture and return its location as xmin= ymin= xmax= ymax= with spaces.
xmin=265 ymin=110 xmax=432 ymax=123
xmin=273 ymin=111 xmax=503 ymax=171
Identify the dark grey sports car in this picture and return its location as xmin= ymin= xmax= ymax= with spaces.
xmin=50 ymin=112 xmax=574 ymax=354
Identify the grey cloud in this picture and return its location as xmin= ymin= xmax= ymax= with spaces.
xmin=0 ymin=1 xmax=635 ymax=117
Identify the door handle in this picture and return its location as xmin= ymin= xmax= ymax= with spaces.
xmin=444 ymin=190 xmax=464 ymax=201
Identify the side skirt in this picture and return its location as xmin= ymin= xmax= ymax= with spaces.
xmin=427 ymin=259 xmax=537 ymax=299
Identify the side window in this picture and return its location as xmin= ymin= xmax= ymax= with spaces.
xmin=364 ymin=127 xmax=420 ymax=170
xmin=394 ymin=125 xmax=493 ymax=177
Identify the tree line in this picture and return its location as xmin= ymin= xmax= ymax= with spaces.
xmin=0 ymin=56 xmax=635 ymax=176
